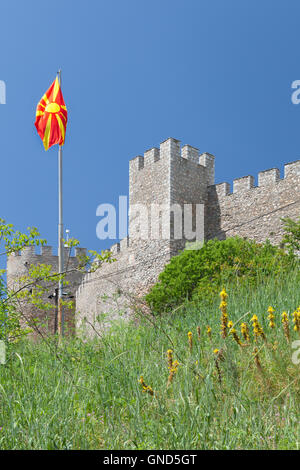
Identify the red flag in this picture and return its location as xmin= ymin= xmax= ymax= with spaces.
xmin=35 ymin=77 xmax=68 ymax=151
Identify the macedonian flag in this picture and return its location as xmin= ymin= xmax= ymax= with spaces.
xmin=35 ymin=77 xmax=67 ymax=151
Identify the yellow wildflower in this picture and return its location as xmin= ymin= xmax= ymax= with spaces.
xmin=167 ymin=349 xmax=173 ymax=370
xmin=219 ymin=289 xmax=229 ymax=339
xmin=241 ymin=322 xmax=250 ymax=342
xmin=281 ymin=311 xmax=290 ymax=343
xmin=228 ymin=321 xmax=242 ymax=346
xmin=188 ymin=331 xmax=193 ymax=351
xmin=167 ymin=350 xmax=179 ymax=386
xmin=139 ymin=376 xmax=154 ymax=396
xmin=292 ymin=310 xmax=300 ymax=333
xmin=207 ymin=325 xmax=212 ymax=340
xmin=213 ymin=347 xmax=225 ymax=384
xmin=251 ymin=314 xmax=266 ymax=342
xmin=220 ymin=288 xmax=228 ymax=301
xmin=267 ymin=306 xmax=275 ymax=329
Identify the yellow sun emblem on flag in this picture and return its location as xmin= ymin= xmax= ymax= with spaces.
xmin=45 ymin=102 xmax=61 ymax=113
xmin=35 ymin=77 xmax=68 ymax=151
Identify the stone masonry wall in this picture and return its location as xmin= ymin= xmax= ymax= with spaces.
xmin=75 ymin=237 xmax=170 ymax=336
xmin=8 ymin=136 xmax=300 ymax=339
xmin=7 ymin=245 xmax=86 ymax=337
xmin=76 ymin=141 xmax=300 ymax=338
xmin=76 ymin=137 xmax=213 ymax=337
xmin=206 ymin=160 xmax=300 ymax=245
xmin=170 ymin=146 xmax=213 ymax=252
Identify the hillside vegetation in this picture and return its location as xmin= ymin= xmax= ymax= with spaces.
xmin=0 ymin=263 xmax=299 ymax=449
xmin=1 ymin=225 xmax=300 ymax=449
xmin=146 ymin=236 xmax=297 ymax=313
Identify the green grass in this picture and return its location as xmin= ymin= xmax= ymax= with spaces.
xmin=0 ymin=270 xmax=300 ymax=449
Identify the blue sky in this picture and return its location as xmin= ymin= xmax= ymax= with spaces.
xmin=1 ymin=0 xmax=300 ymax=255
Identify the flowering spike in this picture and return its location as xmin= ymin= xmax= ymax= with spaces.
xmin=292 ymin=310 xmax=300 ymax=333
xmin=219 ymin=289 xmax=229 ymax=338
xmin=267 ymin=306 xmax=276 ymax=329
xmin=251 ymin=314 xmax=266 ymax=342
xmin=241 ymin=322 xmax=250 ymax=342
xmin=188 ymin=331 xmax=193 ymax=351
xmin=228 ymin=322 xmax=243 ymax=346
xmin=139 ymin=376 xmax=154 ymax=396
xmin=167 ymin=350 xmax=179 ymax=386
xmin=281 ymin=311 xmax=290 ymax=343
xmin=206 ymin=325 xmax=212 ymax=340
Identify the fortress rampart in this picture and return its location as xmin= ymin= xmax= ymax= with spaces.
xmin=206 ymin=160 xmax=300 ymax=244
xmin=75 ymin=138 xmax=300 ymax=337
xmin=7 ymin=246 xmax=86 ymax=336
xmin=6 ymin=137 xmax=300 ymax=338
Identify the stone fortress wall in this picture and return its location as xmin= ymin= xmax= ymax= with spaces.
xmin=75 ymin=138 xmax=300 ymax=337
xmin=206 ymin=159 xmax=300 ymax=244
xmin=6 ymin=137 xmax=300 ymax=337
xmin=7 ymin=245 xmax=86 ymax=336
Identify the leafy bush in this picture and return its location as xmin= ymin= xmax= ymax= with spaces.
xmin=281 ymin=216 xmax=300 ymax=253
xmin=146 ymin=237 xmax=297 ymax=313
xmin=1 ymin=271 xmax=300 ymax=450
xmin=0 ymin=218 xmax=114 ymax=341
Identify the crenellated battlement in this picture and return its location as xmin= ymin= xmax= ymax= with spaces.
xmin=8 ymin=136 xmax=300 ymax=339
xmin=208 ymin=159 xmax=300 ymax=197
xmin=143 ymin=147 xmax=160 ymax=166
xmin=76 ymin=236 xmax=132 ymax=298
xmin=284 ymin=160 xmax=300 ymax=178
xmin=128 ymin=137 xmax=214 ymax=253
xmin=110 ymin=242 xmax=120 ymax=255
xmin=10 ymin=245 xmax=87 ymax=259
xmin=109 ymin=236 xmax=130 ymax=255
xmin=181 ymin=144 xmax=200 ymax=164
xmin=129 ymin=137 xmax=215 ymax=181
xmin=258 ymin=168 xmax=280 ymax=186
xmin=7 ymin=245 xmax=87 ymax=338
xmin=233 ymin=175 xmax=255 ymax=193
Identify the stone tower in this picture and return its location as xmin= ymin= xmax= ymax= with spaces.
xmin=8 ymin=136 xmax=300 ymax=338
xmin=76 ymin=137 xmax=215 ymax=335
xmin=129 ymin=137 xmax=214 ymax=253
xmin=7 ymin=245 xmax=86 ymax=337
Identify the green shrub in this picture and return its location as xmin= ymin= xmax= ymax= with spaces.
xmin=281 ymin=216 xmax=300 ymax=253
xmin=1 ymin=270 xmax=300 ymax=449
xmin=146 ymin=237 xmax=297 ymax=313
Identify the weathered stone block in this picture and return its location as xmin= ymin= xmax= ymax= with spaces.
xmin=258 ymin=168 xmax=280 ymax=186
xmin=233 ymin=175 xmax=254 ymax=193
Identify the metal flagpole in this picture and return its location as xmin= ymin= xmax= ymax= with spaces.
xmin=57 ymin=69 xmax=64 ymax=338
